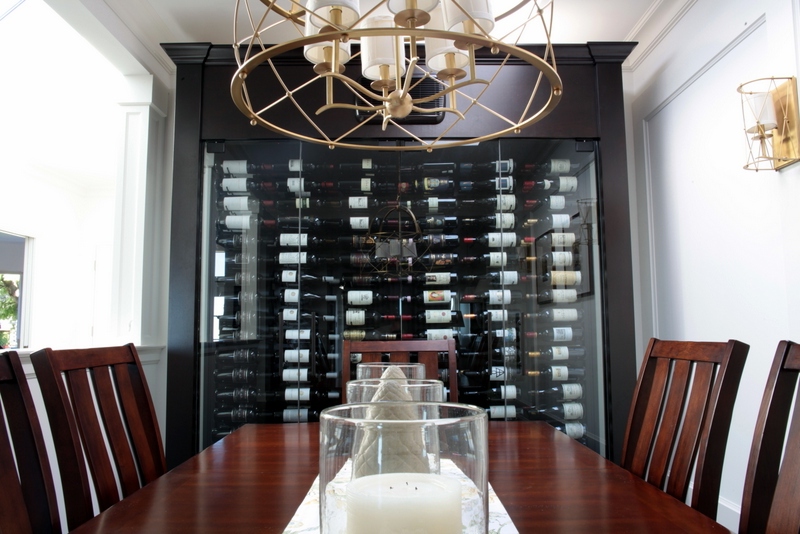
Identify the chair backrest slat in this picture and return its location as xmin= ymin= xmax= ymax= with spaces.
xmin=740 ymin=340 xmax=800 ymax=533
xmin=621 ymin=338 xmax=749 ymax=520
xmin=0 ymin=351 xmax=60 ymax=533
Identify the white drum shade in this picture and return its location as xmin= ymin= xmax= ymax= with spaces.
xmin=387 ymin=0 xmax=440 ymax=14
xmin=303 ymin=15 xmax=352 ymax=65
xmin=424 ymin=5 xmax=468 ymax=74
xmin=306 ymin=0 xmax=360 ymax=29
xmin=441 ymin=0 xmax=494 ymax=34
xmin=361 ymin=16 xmax=407 ymax=81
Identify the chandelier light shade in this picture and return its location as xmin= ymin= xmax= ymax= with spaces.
xmin=231 ymin=0 xmax=563 ymax=151
xmin=737 ymin=77 xmax=800 ymax=171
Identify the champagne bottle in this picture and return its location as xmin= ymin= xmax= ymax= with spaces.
xmin=460 ymin=213 xmax=516 ymax=230
xmin=462 ymin=232 xmax=532 ymax=248
xmin=526 ymin=326 xmax=584 ymax=342
xmin=460 ymin=290 xmax=523 ymax=305
xmin=526 ymin=309 xmax=584 ymax=323
xmin=528 ymin=289 xmax=579 ymax=304
xmin=523 ymin=195 xmax=578 ymax=212
xmin=521 ymin=176 xmax=579 ymax=194
xmin=527 ymin=365 xmax=586 ymax=381
xmin=530 ymin=383 xmax=585 ymax=402
xmin=460 ymin=385 xmax=520 ymax=403
xmin=520 ymin=159 xmax=580 ymax=176
xmin=527 ymin=346 xmax=586 ymax=361
xmin=536 ymin=401 xmax=585 ymax=420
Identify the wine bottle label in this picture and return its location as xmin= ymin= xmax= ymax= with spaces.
xmin=561 ymin=383 xmax=584 ymax=400
xmin=282 ymin=308 xmax=299 ymax=321
xmin=286 ymin=178 xmax=304 ymax=193
xmin=550 ymin=252 xmax=573 ymax=267
xmin=498 ymin=345 xmax=516 ymax=356
xmin=347 ymin=291 xmax=373 ymax=306
xmin=558 ymin=177 xmax=579 ymax=193
xmin=551 ymin=309 xmax=580 ymax=322
xmin=486 ymin=309 xmax=508 ymax=322
xmin=220 ymin=178 xmax=248 ymax=192
xmin=284 ymin=349 xmax=310 ymax=363
xmin=284 ymin=329 xmax=311 ymax=340
xmin=421 ymin=178 xmax=449 ymax=192
xmin=284 ymin=387 xmax=311 ymax=402
xmin=281 ymin=270 xmax=298 ymax=283
xmin=494 ymin=213 xmax=515 ymax=229
xmin=564 ymin=422 xmax=586 ymax=439
xmin=221 ymin=160 xmax=248 ymax=176
xmin=423 ymin=272 xmax=453 ymax=285
xmin=496 ymin=194 xmax=516 ymax=211
xmin=550 ymin=159 xmax=571 ymax=174
xmin=279 ymin=233 xmax=308 ymax=247
xmin=292 ymin=198 xmax=310 ymax=209
xmin=224 ymin=215 xmax=251 ymax=230
xmin=500 ymin=385 xmax=517 ymax=400
xmin=424 ymin=328 xmax=453 ymax=340
xmin=549 ymin=195 xmax=567 ymax=210
xmin=551 ymin=214 xmax=572 ymax=229
xmin=552 ymin=327 xmax=574 ymax=342
xmin=489 ymin=405 xmax=516 ymax=418
xmin=551 ymin=365 xmax=570 ymax=380
xmin=542 ymin=179 xmax=554 ymax=190
xmin=423 ymin=290 xmax=452 ymax=304
xmin=487 ymin=290 xmax=509 ymax=305
xmin=550 ymin=232 xmax=576 ymax=248
xmin=495 ymin=271 xmax=518 ymax=285
xmin=222 ymin=196 xmax=252 ymax=212
xmin=562 ymin=402 xmax=584 ymax=419
xmin=288 ymin=159 xmax=303 ymax=172
xmin=424 ymin=310 xmax=452 ymax=323
xmin=492 ymin=328 xmax=516 ymax=342
xmin=551 ymin=346 xmax=570 ymax=360
xmin=552 ymin=289 xmax=578 ymax=303
xmin=278 ymin=252 xmax=307 ymax=264
xmin=349 ymin=196 xmax=369 ymax=209
xmin=350 ymin=217 xmax=370 ymax=230
xmin=487 ymin=232 xmax=517 ymax=248
xmin=345 ymin=309 xmax=367 ymax=326
xmin=489 ymin=252 xmax=507 ymax=267
xmin=497 ymin=159 xmax=514 ymax=173
xmin=362 ymin=158 xmax=372 ymax=169
xmin=550 ymin=271 xmax=581 ymax=286
xmin=490 ymin=366 xmax=510 ymax=381
xmin=427 ymin=198 xmax=440 ymax=212
xmin=424 ymin=253 xmax=456 ymax=266
xmin=283 ymin=408 xmax=309 ymax=423
xmin=282 ymin=368 xmax=309 ymax=382
xmin=359 ymin=178 xmax=372 ymax=191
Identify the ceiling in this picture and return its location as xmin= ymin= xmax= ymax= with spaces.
xmin=112 ymin=0 xmax=653 ymax=57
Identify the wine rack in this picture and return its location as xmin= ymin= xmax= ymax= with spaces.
xmin=200 ymin=138 xmax=602 ymax=451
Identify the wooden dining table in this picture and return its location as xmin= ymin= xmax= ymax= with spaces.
xmin=72 ymin=421 xmax=730 ymax=533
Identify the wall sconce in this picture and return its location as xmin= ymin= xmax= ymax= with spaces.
xmin=737 ymin=77 xmax=800 ymax=171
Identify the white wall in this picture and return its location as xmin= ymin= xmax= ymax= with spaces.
xmin=628 ymin=0 xmax=800 ymax=529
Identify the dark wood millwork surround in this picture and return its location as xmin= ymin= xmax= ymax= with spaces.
xmin=162 ymin=42 xmax=637 ymax=468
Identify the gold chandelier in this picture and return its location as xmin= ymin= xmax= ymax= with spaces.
xmin=231 ymin=0 xmax=562 ymax=151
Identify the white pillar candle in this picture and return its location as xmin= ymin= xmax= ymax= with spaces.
xmin=346 ymin=472 xmax=461 ymax=533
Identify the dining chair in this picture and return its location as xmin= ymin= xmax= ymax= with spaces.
xmin=620 ymin=337 xmax=749 ymax=519
xmin=0 ymin=350 xmax=61 ymax=533
xmin=31 ymin=343 xmax=166 ymax=531
xmin=341 ymin=338 xmax=458 ymax=402
xmin=739 ymin=340 xmax=800 ymax=534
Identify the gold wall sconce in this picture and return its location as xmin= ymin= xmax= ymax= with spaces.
xmin=737 ymin=77 xmax=800 ymax=171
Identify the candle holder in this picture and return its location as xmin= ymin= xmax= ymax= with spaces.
xmin=319 ymin=402 xmax=488 ymax=533
xmin=356 ymin=362 xmax=426 ymax=379
xmin=346 ymin=378 xmax=445 ymax=403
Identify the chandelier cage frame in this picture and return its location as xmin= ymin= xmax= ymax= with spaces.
xmin=231 ymin=0 xmax=563 ymax=151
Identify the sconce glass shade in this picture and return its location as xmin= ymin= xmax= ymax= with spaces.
xmin=306 ymin=0 xmax=360 ymax=29
xmin=441 ymin=0 xmax=494 ymax=35
xmin=303 ymin=17 xmax=352 ymax=68
xmin=738 ymin=77 xmax=800 ymax=171
xmin=424 ymin=6 xmax=469 ymax=76
xmin=361 ymin=16 xmax=407 ymax=82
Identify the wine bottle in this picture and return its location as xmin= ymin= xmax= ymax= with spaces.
xmin=461 ymin=346 xmax=519 ymax=360
xmin=462 ymin=232 xmax=531 ymax=248
xmin=281 ymin=367 xmax=337 ymax=384
xmin=279 ymin=289 xmax=338 ymax=305
xmin=457 ymin=176 xmax=515 ymax=193
xmin=527 ymin=365 xmax=586 ymax=381
xmin=460 ymin=252 xmax=535 ymax=268
xmin=346 ymin=290 xmax=411 ymax=306
xmin=259 ymin=198 xmax=312 ymax=211
xmin=523 ymin=214 xmax=580 ymax=235
xmin=336 ymin=178 xmax=405 ymax=194
xmin=416 ymin=235 xmax=460 ymax=249
xmin=315 ymin=196 xmax=394 ymax=210
xmin=488 ymin=405 xmax=524 ymax=419
xmin=464 ymin=309 xmax=514 ymax=325
xmin=460 ymin=385 xmax=520 ymax=403
xmin=381 ymin=215 xmax=459 ymax=233
xmin=526 ymin=309 xmax=584 ymax=323
xmin=521 ymin=176 xmax=579 ymax=194
xmin=276 ymin=216 xmax=345 ymax=230
xmin=217 ymin=177 xmax=334 ymax=196
xmin=416 ymin=253 xmax=459 ymax=267
xmin=216 ymin=214 xmax=276 ymax=232
xmin=536 ymin=251 xmax=580 ymax=270
xmin=530 ymin=383 xmax=585 ymax=402
xmin=415 ymin=309 xmax=465 ymax=326
xmin=344 ymin=310 xmax=413 ymax=327
xmin=214 ymin=407 xmax=321 ymax=424
xmin=549 ymin=421 xmax=587 ymax=440
xmin=217 ymin=196 xmax=262 ymax=213
xmin=527 ymin=346 xmax=586 ymax=361
xmin=537 ymin=270 xmax=582 ymax=287
xmin=279 ymin=308 xmax=335 ymax=323
xmin=460 ymin=290 xmax=523 ymax=305
xmin=458 ymin=159 xmax=514 ymax=176
xmin=392 ymin=198 xmax=459 ymax=213
xmin=520 ymin=159 xmax=580 ymax=176
xmin=460 ymin=365 xmax=520 ymax=382
xmin=219 ymin=159 xmax=336 ymax=176
xmin=213 ymin=368 xmax=273 ymax=385
xmin=215 ymin=348 xmax=262 ymax=365
xmin=340 ymin=274 xmax=399 ymax=286
xmin=214 ymin=387 xmax=282 ymax=405
xmin=526 ymin=326 xmax=584 ymax=342
xmin=531 ymin=231 xmax=577 ymax=250
xmin=275 ymin=233 xmax=339 ymax=248
xmin=462 ymin=271 xmax=522 ymax=286
xmin=406 ymin=272 xmax=459 ymax=286
xmin=275 ymin=252 xmax=337 ymax=266
xmin=460 ymin=213 xmax=516 ymax=230
xmin=528 ymin=289 xmax=579 ymax=304
xmin=415 ymin=328 xmax=459 ymax=340
xmin=412 ymin=289 xmax=455 ymax=305
xmin=276 ymin=270 xmax=339 ymax=285
xmin=342 ymin=330 xmax=413 ymax=341
xmin=523 ymin=195 xmax=578 ymax=213
xmin=536 ymin=401 xmax=585 ymax=420
xmin=460 ymin=194 xmax=517 ymax=212
xmin=403 ymin=177 xmax=456 ymax=194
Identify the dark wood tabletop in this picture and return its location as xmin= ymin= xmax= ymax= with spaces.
xmin=72 ymin=421 xmax=729 ymax=533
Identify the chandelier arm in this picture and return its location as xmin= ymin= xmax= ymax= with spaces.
xmin=409 ymin=78 xmax=490 ymax=104
xmin=495 ymin=0 xmax=545 ymax=44
xmin=315 ymin=102 xmax=385 ymax=114
xmin=518 ymin=70 xmax=545 ymax=123
xmin=260 ymin=0 xmax=305 ymax=25
xmin=495 ymin=0 xmax=536 ymax=21
xmin=320 ymin=72 xmax=388 ymax=102
xmin=410 ymin=105 xmax=466 ymax=121
xmin=399 ymin=57 xmax=419 ymax=99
